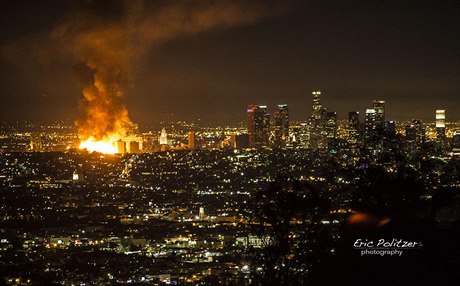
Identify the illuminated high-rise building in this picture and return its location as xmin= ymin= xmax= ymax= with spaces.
xmin=159 ymin=128 xmax=168 ymax=145
xmin=324 ymin=111 xmax=337 ymax=151
xmin=347 ymin=111 xmax=360 ymax=146
xmin=311 ymin=91 xmax=323 ymax=119
xmin=363 ymin=100 xmax=386 ymax=149
xmin=385 ymin=120 xmax=397 ymax=138
xmin=290 ymin=122 xmax=309 ymax=149
xmin=274 ymin=104 xmax=289 ymax=147
xmin=309 ymin=90 xmax=327 ymax=150
xmin=188 ymin=131 xmax=196 ymax=150
xmin=364 ymin=109 xmax=377 ymax=145
xmin=325 ymin=112 xmax=337 ymax=139
xmin=435 ymin=110 xmax=446 ymax=143
xmin=372 ymin=100 xmax=385 ymax=129
xmin=247 ymin=105 xmax=270 ymax=148
xmin=405 ymin=119 xmax=424 ymax=147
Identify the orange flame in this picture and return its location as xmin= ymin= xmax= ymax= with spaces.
xmin=66 ymin=22 xmax=134 ymax=154
xmin=79 ymin=135 xmax=119 ymax=154
xmin=61 ymin=1 xmax=271 ymax=152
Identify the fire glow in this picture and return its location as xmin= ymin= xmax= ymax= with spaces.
xmin=79 ymin=136 xmax=118 ymax=154
xmin=63 ymin=1 xmax=267 ymax=154
xmin=72 ymin=35 xmax=134 ymax=154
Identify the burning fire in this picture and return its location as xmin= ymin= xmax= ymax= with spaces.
xmin=79 ymin=137 xmax=117 ymax=154
xmin=73 ymin=48 xmax=133 ymax=154
xmin=63 ymin=1 xmax=265 ymax=154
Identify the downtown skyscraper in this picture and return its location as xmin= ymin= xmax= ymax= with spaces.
xmin=247 ymin=105 xmax=270 ymax=148
xmin=364 ymin=108 xmax=377 ymax=145
xmin=325 ymin=111 xmax=338 ymax=151
xmin=309 ymin=91 xmax=327 ymax=150
xmin=372 ymin=100 xmax=385 ymax=129
xmin=347 ymin=112 xmax=360 ymax=145
xmin=364 ymin=100 xmax=386 ymax=150
xmin=436 ymin=110 xmax=446 ymax=145
xmin=405 ymin=119 xmax=424 ymax=148
xmin=274 ymin=104 xmax=289 ymax=147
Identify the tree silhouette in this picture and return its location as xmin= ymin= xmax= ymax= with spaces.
xmin=352 ymin=164 xmax=426 ymax=219
xmin=244 ymin=178 xmax=331 ymax=286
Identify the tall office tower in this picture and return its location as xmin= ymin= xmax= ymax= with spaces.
xmin=159 ymin=128 xmax=168 ymax=145
xmin=188 ymin=131 xmax=195 ymax=150
xmin=312 ymin=91 xmax=323 ymax=119
xmin=247 ymin=105 xmax=270 ymax=148
xmin=436 ymin=110 xmax=446 ymax=144
xmin=347 ymin=111 xmax=360 ymax=146
xmin=324 ymin=111 xmax=337 ymax=151
xmin=30 ymin=132 xmax=43 ymax=151
xmin=372 ymin=100 xmax=385 ymax=129
xmin=309 ymin=90 xmax=327 ymax=150
xmin=405 ymin=119 xmax=424 ymax=147
xmin=385 ymin=120 xmax=397 ymax=138
xmin=364 ymin=109 xmax=378 ymax=145
xmin=274 ymin=104 xmax=289 ymax=147
xmin=325 ymin=112 xmax=337 ymax=139
xmin=290 ymin=122 xmax=310 ymax=149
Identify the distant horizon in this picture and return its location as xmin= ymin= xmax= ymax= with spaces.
xmin=1 ymin=109 xmax=459 ymax=130
xmin=1 ymin=89 xmax=459 ymax=125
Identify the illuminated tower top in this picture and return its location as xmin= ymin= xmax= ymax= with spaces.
xmin=311 ymin=91 xmax=323 ymax=119
xmin=364 ymin=108 xmax=377 ymax=143
xmin=372 ymin=100 xmax=385 ymax=127
xmin=435 ymin=109 xmax=446 ymax=144
xmin=436 ymin=110 xmax=445 ymax=128
xmin=159 ymin=128 xmax=168 ymax=145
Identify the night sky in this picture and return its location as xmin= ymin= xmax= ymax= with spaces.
xmin=1 ymin=0 xmax=459 ymax=125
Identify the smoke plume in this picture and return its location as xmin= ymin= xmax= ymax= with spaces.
xmin=51 ymin=0 xmax=273 ymax=143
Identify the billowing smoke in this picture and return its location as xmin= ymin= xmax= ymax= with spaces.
xmin=51 ymin=0 xmax=274 ymax=145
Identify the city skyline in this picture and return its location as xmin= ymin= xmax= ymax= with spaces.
xmin=4 ymin=91 xmax=459 ymax=155
xmin=0 ymin=92 xmax=457 ymax=126
xmin=1 ymin=0 xmax=459 ymax=126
